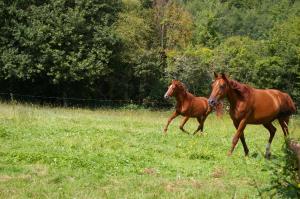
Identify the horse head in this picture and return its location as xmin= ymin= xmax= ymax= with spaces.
xmin=208 ymin=72 xmax=230 ymax=107
xmin=164 ymin=80 xmax=187 ymax=99
xmin=208 ymin=72 xmax=250 ymax=107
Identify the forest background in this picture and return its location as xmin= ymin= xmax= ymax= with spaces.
xmin=0 ymin=0 xmax=299 ymax=106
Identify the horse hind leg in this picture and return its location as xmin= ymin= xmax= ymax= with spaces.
xmin=240 ymin=133 xmax=249 ymax=156
xmin=263 ymin=123 xmax=276 ymax=159
xmin=278 ymin=116 xmax=290 ymax=136
xmin=200 ymin=114 xmax=208 ymax=132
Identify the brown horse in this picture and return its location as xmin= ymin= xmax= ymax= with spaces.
xmin=163 ymin=80 xmax=219 ymax=135
xmin=208 ymin=73 xmax=296 ymax=158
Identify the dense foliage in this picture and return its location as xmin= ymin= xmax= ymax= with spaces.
xmin=0 ymin=0 xmax=299 ymax=105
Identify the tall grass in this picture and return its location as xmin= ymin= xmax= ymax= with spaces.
xmin=0 ymin=102 xmax=299 ymax=198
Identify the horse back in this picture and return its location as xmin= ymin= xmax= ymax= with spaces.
xmin=192 ymin=96 xmax=209 ymax=112
xmin=264 ymin=89 xmax=296 ymax=115
xmin=250 ymin=89 xmax=295 ymax=123
xmin=184 ymin=95 xmax=208 ymax=117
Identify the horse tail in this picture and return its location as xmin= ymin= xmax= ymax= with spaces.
xmin=215 ymin=102 xmax=224 ymax=118
xmin=280 ymin=93 xmax=296 ymax=116
xmin=286 ymin=94 xmax=296 ymax=114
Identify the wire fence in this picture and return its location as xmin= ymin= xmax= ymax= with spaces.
xmin=0 ymin=92 xmax=173 ymax=109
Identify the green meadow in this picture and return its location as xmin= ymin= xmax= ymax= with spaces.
xmin=0 ymin=103 xmax=299 ymax=198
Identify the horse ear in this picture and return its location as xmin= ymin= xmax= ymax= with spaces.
xmin=214 ymin=72 xmax=218 ymax=79
xmin=221 ymin=73 xmax=228 ymax=82
xmin=182 ymin=82 xmax=188 ymax=91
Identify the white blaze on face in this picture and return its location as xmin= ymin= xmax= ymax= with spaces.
xmin=164 ymin=85 xmax=174 ymax=98
xmin=210 ymin=80 xmax=220 ymax=103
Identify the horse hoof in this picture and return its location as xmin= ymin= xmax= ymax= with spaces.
xmin=193 ymin=132 xmax=199 ymax=136
xmin=227 ymin=151 xmax=232 ymax=156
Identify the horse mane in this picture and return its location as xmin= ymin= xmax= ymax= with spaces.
xmin=174 ymin=80 xmax=188 ymax=92
xmin=228 ymin=79 xmax=251 ymax=99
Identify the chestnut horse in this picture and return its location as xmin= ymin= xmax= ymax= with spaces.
xmin=208 ymin=73 xmax=296 ymax=158
xmin=163 ymin=80 xmax=221 ymax=134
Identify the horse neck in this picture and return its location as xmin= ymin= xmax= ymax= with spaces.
xmin=226 ymin=87 xmax=240 ymax=108
xmin=226 ymin=80 xmax=252 ymax=108
xmin=175 ymin=90 xmax=188 ymax=104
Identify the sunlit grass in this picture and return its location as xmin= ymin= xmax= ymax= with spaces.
xmin=0 ymin=102 xmax=299 ymax=198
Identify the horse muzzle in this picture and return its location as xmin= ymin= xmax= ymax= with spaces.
xmin=164 ymin=94 xmax=170 ymax=99
xmin=208 ymin=98 xmax=217 ymax=107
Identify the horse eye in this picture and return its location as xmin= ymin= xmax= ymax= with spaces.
xmin=220 ymin=85 xmax=225 ymax=89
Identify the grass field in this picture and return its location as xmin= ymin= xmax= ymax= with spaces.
xmin=0 ymin=103 xmax=299 ymax=198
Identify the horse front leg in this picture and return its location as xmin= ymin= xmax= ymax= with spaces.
xmin=228 ymin=119 xmax=247 ymax=156
xmin=179 ymin=116 xmax=189 ymax=134
xmin=233 ymin=121 xmax=249 ymax=156
xmin=163 ymin=111 xmax=179 ymax=134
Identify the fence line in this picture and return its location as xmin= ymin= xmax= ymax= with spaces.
xmin=0 ymin=92 xmax=173 ymax=107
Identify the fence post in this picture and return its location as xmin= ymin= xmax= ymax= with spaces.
xmin=63 ymin=91 xmax=67 ymax=107
xmin=10 ymin=93 xmax=14 ymax=102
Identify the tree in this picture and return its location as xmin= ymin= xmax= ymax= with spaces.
xmin=166 ymin=46 xmax=213 ymax=96
xmin=153 ymin=0 xmax=193 ymax=50
xmin=113 ymin=0 xmax=165 ymax=101
xmin=265 ymin=16 xmax=300 ymax=101
xmin=186 ymin=0 xmax=222 ymax=47
xmin=0 ymin=0 xmax=121 ymax=98
xmin=213 ymin=36 xmax=261 ymax=84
